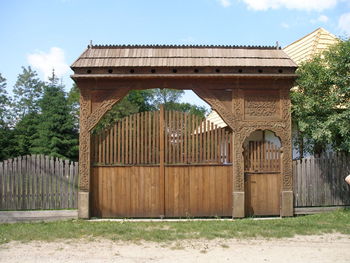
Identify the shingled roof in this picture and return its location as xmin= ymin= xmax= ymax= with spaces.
xmin=71 ymin=45 xmax=297 ymax=69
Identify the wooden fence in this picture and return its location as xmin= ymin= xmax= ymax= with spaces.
xmin=293 ymin=153 xmax=350 ymax=207
xmin=92 ymin=109 xmax=232 ymax=166
xmin=244 ymin=141 xmax=281 ymax=173
xmin=0 ymin=155 xmax=78 ymax=210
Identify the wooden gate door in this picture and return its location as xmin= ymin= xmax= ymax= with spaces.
xmin=244 ymin=141 xmax=281 ymax=216
xmin=90 ymin=106 xmax=233 ymax=218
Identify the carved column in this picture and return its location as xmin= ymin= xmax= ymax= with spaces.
xmin=231 ymin=88 xmax=245 ymax=217
xmin=78 ymin=86 xmax=92 ymax=219
xmin=77 ymin=81 xmax=130 ymax=219
xmin=280 ymin=88 xmax=293 ymax=217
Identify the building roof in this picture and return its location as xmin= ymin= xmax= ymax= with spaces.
xmin=206 ymin=111 xmax=228 ymax=128
xmin=283 ymin=28 xmax=339 ymax=65
xmin=71 ymin=45 xmax=297 ymax=69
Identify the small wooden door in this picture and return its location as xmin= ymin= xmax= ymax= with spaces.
xmin=244 ymin=141 xmax=281 ymax=216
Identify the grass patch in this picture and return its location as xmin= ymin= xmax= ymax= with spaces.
xmin=0 ymin=209 xmax=349 ymax=244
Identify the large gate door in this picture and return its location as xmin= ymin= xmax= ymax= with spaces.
xmin=244 ymin=141 xmax=281 ymax=216
xmin=91 ymin=110 xmax=162 ymax=217
xmin=164 ymin=110 xmax=232 ymax=217
xmin=90 ymin=106 xmax=232 ymax=218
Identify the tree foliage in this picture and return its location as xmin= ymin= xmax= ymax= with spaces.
xmin=0 ymin=74 xmax=13 ymax=160
xmin=31 ymin=73 xmax=78 ymax=160
xmin=292 ymin=38 xmax=350 ymax=155
xmin=0 ymin=67 xmax=208 ymax=161
xmin=12 ymin=66 xmax=44 ymax=118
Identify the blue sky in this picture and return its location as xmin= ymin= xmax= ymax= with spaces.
xmin=1 ymin=0 xmax=350 ymax=108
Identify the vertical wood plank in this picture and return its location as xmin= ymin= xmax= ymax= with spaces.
xmin=159 ymin=105 xmax=165 ymax=216
xmin=136 ymin=113 xmax=140 ymax=164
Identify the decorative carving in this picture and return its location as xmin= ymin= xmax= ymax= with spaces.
xmin=79 ymin=86 xmax=130 ymax=192
xmin=232 ymin=89 xmax=243 ymax=121
xmin=232 ymin=120 xmax=293 ymax=192
xmin=192 ymin=88 xmax=235 ymax=130
xmin=79 ymin=88 xmax=91 ymax=191
xmin=245 ymin=95 xmax=278 ymax=117
xmin=76 ymin=76 xmax=294 ymax=217
xmin=88 ymin=88 xmax=130 ymax=131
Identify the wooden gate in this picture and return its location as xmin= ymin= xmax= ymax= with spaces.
xmin=244 ymin=141 xmax=281 ymax=216
xmin=91 ymin=106 xmax=232 ymax=218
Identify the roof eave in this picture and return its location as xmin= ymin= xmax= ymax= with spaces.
xmin=71 ymin=73 xmax=297 ymax=81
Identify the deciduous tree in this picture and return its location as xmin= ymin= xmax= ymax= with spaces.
xmin=292 ymin=38 xmax=350 ymax=155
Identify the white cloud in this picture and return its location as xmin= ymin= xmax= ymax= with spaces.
xmin=218 ymin=0 xmax=231 ymax=7
xmin=318 ymin=15 xmax=329 ymax=23
xmin=338 ymin=12 xmax=350 ymax=35
xmin=281 ymin=22 xmax=290 ymax=28
xmin=241 ymin=0 xmax=338 ymax=11
xmin=27 ymin=47 xmax=70 ymax=80
xmin=311 ymin=14 xmax=329 ymax=23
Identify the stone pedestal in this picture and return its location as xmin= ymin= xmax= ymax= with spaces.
xmin=78 ymin=191 xmax=90 ymax=219
xmin=232 ymin=191 xmax=245 ymax=218
xmin=281 ymin=191 xmax=293 ymax=217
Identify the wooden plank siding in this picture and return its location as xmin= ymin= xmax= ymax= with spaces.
xmin=244 ymin=140 xmax=282 ymax=216
xmin=91 ymin=109 xmax=232 ymax=166
xmin=91 ymin=166 xmax=162 ymax=217
xmin=91 ymin=165 xmax=232 ymax=218
xmin=165 ymin=165 xmax=233 ymax=217
xmin=293 ymin=153 xmax=350 ymax=207
xmin=90 ymin=108 xmax=233 ymax=218
xmin=0 ymin=155 xmax=78 ymax=210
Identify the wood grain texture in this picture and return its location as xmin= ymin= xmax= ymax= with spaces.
xmin=245 ymin=173 xmax=281 ymax=216
xmin=0 ymin=155 xmax=78 ymax=210
xmin=165 ymin=165 xmax=233 ymax=217
xmin=91 ymin=166 xmax=162 ymax=217
xmin=91 ymin=109 xmax=232 ymax=166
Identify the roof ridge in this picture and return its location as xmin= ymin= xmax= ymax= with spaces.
xmin=89 ymin=44 xmax=280 ymax=50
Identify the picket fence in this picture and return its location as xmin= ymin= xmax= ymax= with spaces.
xmin=1 ymin=153 xmax=350 ymax=211
xmin=0 ymin=155 xmax=78 ymax=210
xmin=293 ymin=153 xmax=350 ymax=207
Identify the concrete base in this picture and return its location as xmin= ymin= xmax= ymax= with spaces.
xmin=281 ymin=191 xmax=294 ymax=217
xmin=78 ymin=191 xmax=90 ymax=219
xmin=0 ymin=210 xmax=78 ymax=223
xmin=232 ymin=191 xmax=245 ymax=218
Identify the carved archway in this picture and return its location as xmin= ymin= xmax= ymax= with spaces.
xmin=72 ymin=45 xmax=297 ymax=219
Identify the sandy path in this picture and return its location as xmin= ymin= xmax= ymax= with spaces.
xmin=0 ymin=234 xmax=349 ymax=263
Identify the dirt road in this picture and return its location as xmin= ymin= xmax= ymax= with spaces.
xmin=0 ymin=234 xmax=349 ymax=263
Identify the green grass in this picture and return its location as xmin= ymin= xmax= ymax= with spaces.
xmin=0 ymin=209 xmax=349 ymax=244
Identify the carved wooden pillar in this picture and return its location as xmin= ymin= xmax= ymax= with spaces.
xmin=232 ymin=88 xmax=245 ymax=217
xmin=76 ymin=80 xmax=131 ymax=219
xmin=279 ymin=88 xmax=293 ymax=217
xmin=78 ymin=85 xmax=92 ymax=219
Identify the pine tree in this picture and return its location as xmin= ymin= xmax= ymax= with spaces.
xmin=31 ymin=71 xmax=78 ymax=160
xmin=11 ymin=67 xmax=43 ymax=156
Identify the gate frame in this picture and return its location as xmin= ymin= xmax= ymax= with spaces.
xmin=71 ymin=46 xmax=296 ymax=219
